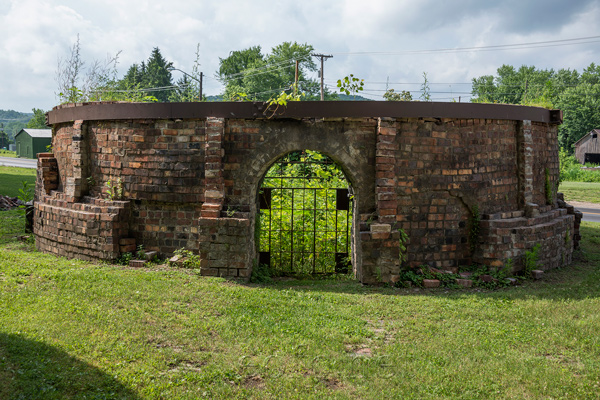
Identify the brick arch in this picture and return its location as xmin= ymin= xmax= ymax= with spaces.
xmin=223 ymin=119 xmax=377 ymax=217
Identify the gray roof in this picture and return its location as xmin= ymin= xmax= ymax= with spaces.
xmin=574 ymin=129 xmax=600 ymax=147
xmin=17 ymin=129 xmax=52 ymax=138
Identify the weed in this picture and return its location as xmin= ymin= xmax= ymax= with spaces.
xmin=249 ymin=262 xmax=273 ymax=284
xmin=169 ymin=248 xmax=202 ymax=269
xmin=523 ymin=243 xmax=541 ymax=276
xmin=105 ymin=177 xmax=123 ymax=200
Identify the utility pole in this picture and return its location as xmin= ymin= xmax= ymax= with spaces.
xmin=294 ymin=60 xmax=299 ymax=96
xmin=312 ymin=53 xmax=332 ymax=101
xmin=168 ymin=67 xmax=203 ymax=101
xmin=199 ymin=72 xmax=203 ymax=101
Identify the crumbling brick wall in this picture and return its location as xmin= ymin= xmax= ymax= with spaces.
xmin=36 ymin=102 xmax=577 ymax=283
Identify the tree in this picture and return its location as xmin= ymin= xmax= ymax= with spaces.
xmin=384 ymin=88 xmax=412 ymax=101
xmin=217 ymin=42 xmax=335 ymax=101
xmin=555 ymin=83 xmax=600 ymax=149
xmin=142 ymin=48 xmax=173 ymax=102
xmin=471 ymin=63 xmax=600 ymax=152
xmin=26 ymin=108 xmax=49 ymax=129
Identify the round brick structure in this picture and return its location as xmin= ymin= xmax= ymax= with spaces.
xmin=35 ymin=101 xmax=580 ymax=283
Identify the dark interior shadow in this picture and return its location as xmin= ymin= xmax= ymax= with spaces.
xmin=0 ymin=333 xmax=139 ymax=399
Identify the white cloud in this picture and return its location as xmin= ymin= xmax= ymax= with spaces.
xmin=0 ymin=0 xmax=599 ymax=111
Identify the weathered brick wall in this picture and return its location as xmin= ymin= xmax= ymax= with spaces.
xmin=37 ymin=102 xmax=576 ymax=283
xmin=35 ymin=192 xmax=130 ymax=261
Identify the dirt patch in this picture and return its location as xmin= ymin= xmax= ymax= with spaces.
xmin=243 ymin=374 xmax=265 ymax=390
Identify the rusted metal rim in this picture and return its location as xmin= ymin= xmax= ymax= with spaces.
xmin=47 ymin=101 xmax=562 ymax=125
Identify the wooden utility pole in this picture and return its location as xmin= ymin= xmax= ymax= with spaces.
xmin=294 ymin=60 xmax=299 ymax=96
xmin=199 ymin=72 xmax=203 ymax=101
xmin=312 ymin=53 xmax=332 ymax=100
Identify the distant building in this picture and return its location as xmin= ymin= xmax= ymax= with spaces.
xmin=574 ymin=129 xmax=600 ymax=164
xmin=15 ymin=129 xmax=52 ymax=159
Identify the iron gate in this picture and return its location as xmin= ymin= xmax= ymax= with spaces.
xmin=258 ymin=150 xmax=353 ymax=275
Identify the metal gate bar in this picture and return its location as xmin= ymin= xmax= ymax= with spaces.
xmin=258 ymin=150 xmax=352 ymax=275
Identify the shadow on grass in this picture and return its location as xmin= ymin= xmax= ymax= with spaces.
xmin=0 ymin=333 xmax=139 ymax=400
xmin=246 ymin=222 xmax=600 ymax=302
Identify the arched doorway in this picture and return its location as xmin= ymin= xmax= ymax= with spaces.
xmin=257 ymin=150 xmax=353 ymax=276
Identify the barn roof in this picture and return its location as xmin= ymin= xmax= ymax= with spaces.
xmin=574 ymin=129 xmax=600 ymax=147
xmin=16 ymin=129 xmax=52 ymax=139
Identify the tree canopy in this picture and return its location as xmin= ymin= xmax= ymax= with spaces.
xmin=471 ymin=63 xmax=600 ymax=151
xmin=26 ymin=108 xmax=49 ymax=129
xmin=217 ymin=42 xmax=337 ymax=101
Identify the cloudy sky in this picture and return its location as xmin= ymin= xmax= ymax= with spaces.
xmin=1 ymin=0 xmax=599 ymax=113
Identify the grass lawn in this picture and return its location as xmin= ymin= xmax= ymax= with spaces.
xmin=0 ymin=166 xmax=36 ymax=198
xmin=0 ymin=149 xmax=17 ymax=158
xmin=1 ymin=210 xmax=599 ymax=399
xmin=559 ymin=181 xmax=600 ymax=204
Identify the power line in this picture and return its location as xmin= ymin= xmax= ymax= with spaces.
xmin=331 ymin=35 xmax=600 ymax=56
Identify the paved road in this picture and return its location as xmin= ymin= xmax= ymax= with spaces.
xmin=0 ymin=156 xmax=37 ymax=169
xmin=577 ymin=206 xmax=600 ymax=224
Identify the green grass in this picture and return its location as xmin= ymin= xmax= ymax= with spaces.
xmin=1 ymin=211 xmax=600 ymax=399
xmin=559 ymin=181 xmax=600 ymax=204
xmin=0 ymin=166 xmax=36 ymax=198
xmin=0 ymin=149 xmax=17 ymax=158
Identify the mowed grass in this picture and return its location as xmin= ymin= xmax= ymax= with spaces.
xmin=0 ymin=166 xmax=36 ymax=198
xmin=1 ymin=212 xmax=600 ymax=399
xmin=559 ymin=181 xmax=600 ymax=204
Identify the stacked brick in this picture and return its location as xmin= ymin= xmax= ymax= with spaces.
xmin=35 ymin=192 xmax=129 ymax=261
xmin=477 ymin=208 xmax=575 ymax=271
xmin=37 ymin=153 xmax=58 ymax=196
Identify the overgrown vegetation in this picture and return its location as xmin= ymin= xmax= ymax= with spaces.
xmin=259 ymin=150 xmax=351 ymax=276
xmin=1 ymin=207 xmax=599 ymax=398
xmin=559 ymin=148 xmax=600 ymax=183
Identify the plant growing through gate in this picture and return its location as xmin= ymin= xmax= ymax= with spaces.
xmin=337 ymin=74 xmax=364 ymax=99
xmin=259 ymin=150 xmax=352 ymax=276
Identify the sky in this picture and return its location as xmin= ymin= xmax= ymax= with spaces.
xmin=1 ymin=0 xmax=599 ymax=113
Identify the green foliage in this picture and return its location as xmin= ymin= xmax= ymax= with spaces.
xmin=559 ymin=148 xmax=600 ymax=182
xmin=17 ymin=181 xmax=33 ymax=204
xmin=337 ymin=74 xmax=364 ymax=99
xmin=105 ymin=178 xmax=123 ymax=200
xmin=523 ymin=243 xmax=541 ymax=276
xmin=25 ymin=108 xmax=48 ymax=129
xmin=218 ymin=42 xmax=331 ymax=101
xmin=420 ymin=72 xmax=431 ymax=101
xmin=0 ymin=109 xmax=31 ymax=140
xmin=264 ymin=83 xmax=304 ymax=118
xmin=469 ymin=205 xmax=481 ymax=254
xmin=383 ymin=88 xmax=412 ymax=101
xmin=259 ymin=150 xmax=351 ymax=275
xmin=470 ymin=63 xmax=600 ymax=153
xmin=169 ymin=248 xmax=202 ymax=269
xmin=545 ymin=168 xmax=553 ymax=205
xmin=249 ymin=263 xmax=273 ymax=284
xmin=115 ymin=251 xmax=133 ymax=266
xmin=398 ymin=228 xmax=409 ymax=265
